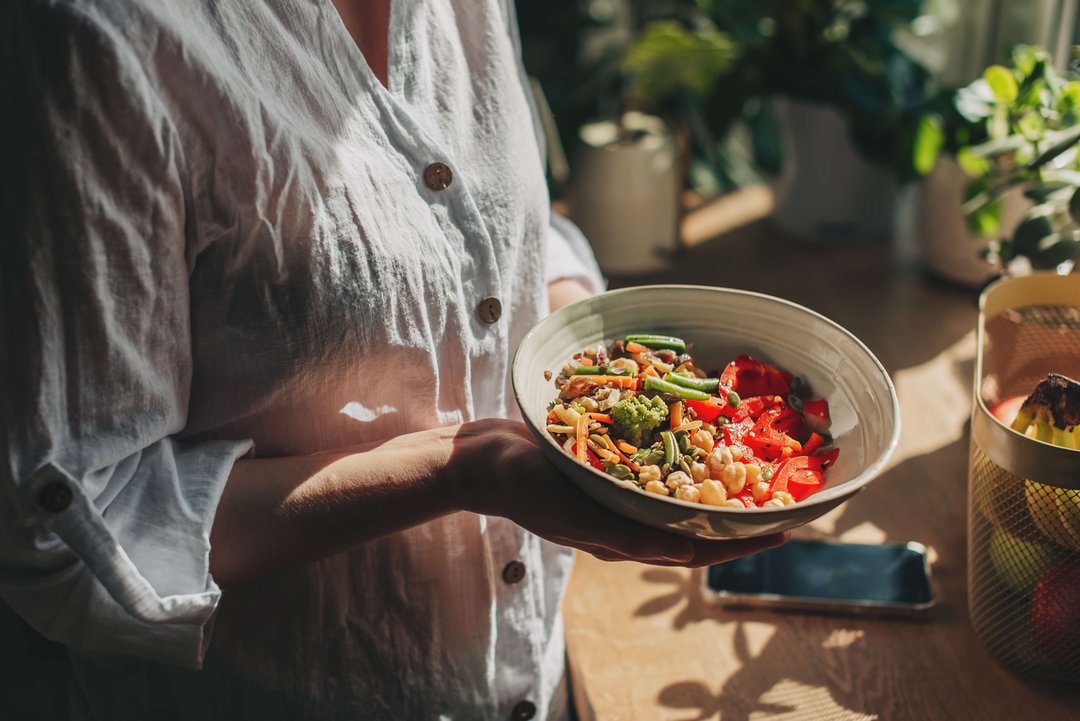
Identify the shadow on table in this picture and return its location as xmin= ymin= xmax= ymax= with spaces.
xmin=635 ymin=433 xmax=1080 ymax=721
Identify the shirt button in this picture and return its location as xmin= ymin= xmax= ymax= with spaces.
xmin=423 ymin=162 xmax=453 ymax=191
xmin=502 ymin=560 xmax=526 ymax=585
xmin=511 ymin=700 xmax=536 ymax=721
xmin=38 ymin=481 xmax=73 ymax=513
xmin=477 ymin=296 xmax=502 ymax=324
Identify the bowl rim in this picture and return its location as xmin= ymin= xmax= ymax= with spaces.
xmin=512 ymin=284 xmax=902 ymax=515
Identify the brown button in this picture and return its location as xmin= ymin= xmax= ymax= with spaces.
xmin=477 ymin=296 xmax=502 ymax=324
xmin=38 ymin=481 xmax=73 ymax=513
xmin=511 ymin=700 xmax=536 ymax=721
xmin=423 ymin=162 xmax=453 ymax=191
xmin=502 ymin=560 xmax=526 ymax=585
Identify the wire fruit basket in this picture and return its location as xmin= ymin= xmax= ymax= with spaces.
xmin=968 ymin=273 xmax=1080 ymax=683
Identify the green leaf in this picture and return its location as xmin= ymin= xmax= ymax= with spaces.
xmin=955 ymin=79 xmax=997 ymax=122
xmin=1070 ymin=186 xmax=1080 ymax=224
xmin=988 ymin=106 xmax=1010 ymax=139
xmin=956 ymin=148 xmax=992 ymax=178
xmin=1027 ymin=124 xmax=1080 ymax=170
xmin=964 ymin=180 xmax=1003 ymax=237
xmin=1030 ymin=235 xmax=1080 ymax=269
xmin=984 ymin=65 xmax=1019 ymax=103
xmin=1017 ymin=110 xmax=1045 ymax=140
xmin=1023 ymin=182 xmax=1073 ymax=203
xmin=623 ymin=22 xmax=738 ymax=105
xmin=1011 ymin=209 xmax=1056 ymax=257
xmin=912 ymin=114 xmax=944 ymax=175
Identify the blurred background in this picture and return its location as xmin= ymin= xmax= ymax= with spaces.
xmin=517 ymin=0 xmax=1080 ymax=286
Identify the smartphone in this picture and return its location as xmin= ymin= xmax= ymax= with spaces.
xmin=703 ymin=539 xmax=935 ymax=619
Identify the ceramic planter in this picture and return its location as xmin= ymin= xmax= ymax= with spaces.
xmin=566 ymin=112 xmax=679 ymax=276
xmin=770 ymin=97 xmax=900 ymax=241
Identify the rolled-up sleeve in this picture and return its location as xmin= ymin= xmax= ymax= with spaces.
xmin=0 ymin=4 xmax=251 ymax=667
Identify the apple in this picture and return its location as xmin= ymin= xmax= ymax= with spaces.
xmin=990 ymin=395 xmax=1026 ymax=425
xmin=989 ymin=527 xmax=1064 ymax=594
xmin=1031 ymin=563 xmax=1080 ymax=669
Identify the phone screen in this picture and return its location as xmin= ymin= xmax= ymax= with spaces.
xmin=706 ymin=539 xmax=933 ymax=607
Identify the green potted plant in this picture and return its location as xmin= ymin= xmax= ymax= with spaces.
xmin=915 ymin=45 xmax=1080 ymax=284
xmin=623 ymin=0 xmax=947 ymax=239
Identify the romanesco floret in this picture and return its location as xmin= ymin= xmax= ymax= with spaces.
xmin=611 ymin=395 xmax=668 ymax=447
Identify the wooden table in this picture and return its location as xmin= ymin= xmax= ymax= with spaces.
xmin=561 ymin=214 xmax=1080 ymax=720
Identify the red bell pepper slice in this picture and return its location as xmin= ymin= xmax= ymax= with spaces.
xmin=720 ymin=355 xmax=793 ymax=398
xmin=802 ymin=398 xmax=830 ymax=431
xmin=815 ymin=446 xmax=840 ymax=468
xmin=770 ymin=455 xmax=825 ymax=501
xmin=802 ymin=432 xmax=826 ymax=455
xmin=743 ymin=407 xmax=803 ymax=461
xmin=684 ymin=398 xmax=725 ymax=424
xmin=718 ymin=394 xmax=774 ymax=422
xmin=572 ymin=443 xmax=606 ymax=472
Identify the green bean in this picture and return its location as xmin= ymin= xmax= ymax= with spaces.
xmin=572 ymin=365 xmax=604 ymax=375
xmin=787 ymin=394 xmax=804 ymax=411
xmin=624 ymin=334 xmax=687 ymax=353
xmin=660 ymin=431 xmax=678 ymax=467
xmin=644 ymin=375 xmax=711 ymax=401
xmin=679 ymin=458 xmax=693 ymax=476
xmin=675 ymin=430 xmax=690 ymax=453
xmin=727 ymin=390 xmax=741 ymax=408
xmin=663 ymin=372 xmax=720 ymax=393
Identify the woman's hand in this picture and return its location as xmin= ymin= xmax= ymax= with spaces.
xmin=449 ymin=419 xmax=788 ymax=567
xmin=210 ymin=419 xmax=785 ymax=586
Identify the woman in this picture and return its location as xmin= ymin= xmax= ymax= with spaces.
xmin=1 ymin=1 xmax=786 ymax=718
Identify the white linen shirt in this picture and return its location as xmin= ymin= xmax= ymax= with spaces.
xmin=1 ymin=1 xmax=603 ymax=719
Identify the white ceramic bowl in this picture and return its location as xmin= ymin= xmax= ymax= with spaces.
xmin=512 ymin=285 xmax=900 ymax=539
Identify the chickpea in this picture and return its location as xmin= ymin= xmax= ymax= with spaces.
xmin=689 ymin=429 xmax=715 ymax=455
xmin=721 ymin=462 xmax=747 ymax=494
xmin=750 ymin=481 xmax=771 ymax=503
xmin=674 ymin=484 xmax=701 ymax=503
xmin=665 ymin=470 xmax=693 ymax=490
xmin=771 ymin=491 xmax=796 ymax=506
xmin=706 ymin=445 xmax=734 ymax=478
xmin=638 ymin=465 xmax=662 ymax=484
xmin=699 ymin=479 xmax=727 ymax=506
xmin=644 ymin=480 xmax=670 ymax=496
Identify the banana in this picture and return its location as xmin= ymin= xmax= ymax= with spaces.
xmin=1011 ymin=374 xmax=1080 ymax=551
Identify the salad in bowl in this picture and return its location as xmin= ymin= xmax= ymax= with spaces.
xmin=513 ymin=285 xmax=899 ymax=540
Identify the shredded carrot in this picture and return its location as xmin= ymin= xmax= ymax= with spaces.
xmin=588 ymin=413 xmax=613 ymax=424
xmin=625 ymin=341 xmax=648 ymax=354
xmin=575 ymin=412 xmax=588 ymax=463
xmin=673 ymin=420 xmax=702 ymax=433
xmin=608 ymin=442 xmax=641 ymax=472
xmin=572 ymin=375 xmax=638 ymax=390
xmin=579 ymin=357 xmax=594 ymax=367
xmin=586 ymin=438 xmax=619 ymax=464
xmin=616 ymin=440 xmax=638 ymax=455
xmin=642 ymin=366 xmax=659 ymax=378
xmin=669 ymin=401 xmax=683 ymax=429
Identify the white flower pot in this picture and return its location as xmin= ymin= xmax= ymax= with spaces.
xmin=909 ymin=157 xmax=1030 ymax=288
xmin=566 ymin=112 xmax=679 ymax=276
xmin=770 ymin=97 xmax=900 ymax=241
